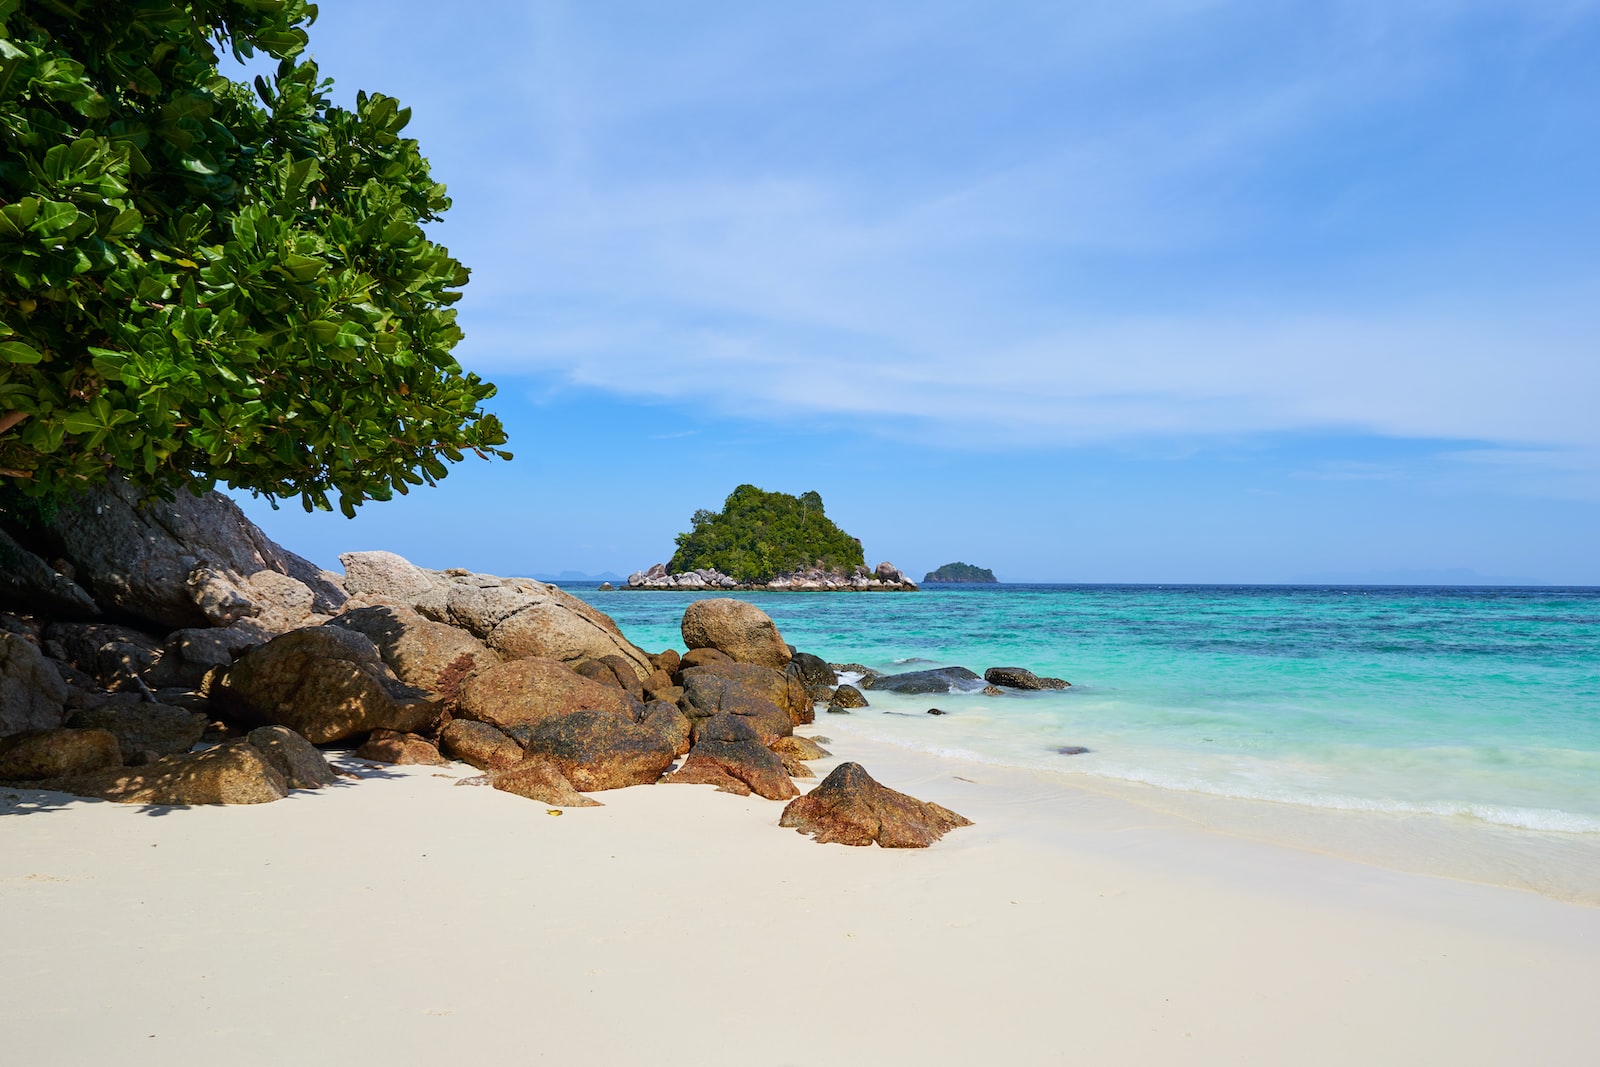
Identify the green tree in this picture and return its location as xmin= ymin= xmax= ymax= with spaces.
xmin=0 ymin=0 xmax=508 ymax=516
xmin=669 ymin=484 xmax=865 ymax=582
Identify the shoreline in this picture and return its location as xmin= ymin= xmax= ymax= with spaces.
xmin=4 ymin=726 xmax=1599 ymax=1065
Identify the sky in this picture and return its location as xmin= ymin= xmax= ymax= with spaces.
xmin=233 ymin=0 xmax=1600 ymax=583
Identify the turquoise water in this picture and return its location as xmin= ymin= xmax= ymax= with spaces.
xmin=572 ymin=584 xmax=1600 ymax=835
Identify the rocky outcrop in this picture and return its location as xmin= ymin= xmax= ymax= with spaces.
xmin=216 ymin=627 xmax=439 ymax=744
xmin=486 ymin=758 xmax=600 ymax=807
xmin=65 ymin=701 xmax=205 ymax=760
xmin=680 ymin=599 xmax=792 ymax=669
xmin=453 ymin=657 xmax=634 ymax=733
xmin=828 ymin=684 xmax=868 ymax=711
xmin=51 ymin=740 xmax=289 ymax=805
xmin=439 ymin=719 xmax=525 ymax=772
xmin=48 ymin=475 xmax=344 ymax=631
xmin=983 ymin=666 xmax=1070 ymax=690
xmin=328 ymin=604 xmax=498 ymax=698
xmin=680 ymin=661 xmax=810 ymax=727
xmin=664 ymin=712 xmax=798 ymax=800
xmin=338 ymin=553 xmax=653 ymax=678
xmin=245 ymin=726 xmax=337 ymax=789
xmin=355 ymin=730 xmax=448 ymax=766
xmin=0 ymin=727 xmax=121 ymax=780
xmin=779 ymin=762 xmax=972 ymax=847
xmin=627 ymin=562 xmax=918 ymax=593
xmin=517 ymin=709 xmax=678 ymax=792
xmin=679 ymin=665 xmax=799 ymax=746
xmin=869 ymin=666 xmax=985 ymax=694
xmin=0 ymin=528 xmax=99 ymax=617
xmin=0 ymin=631 xmax=68 ymax=735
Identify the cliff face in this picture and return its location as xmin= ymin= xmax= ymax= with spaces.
xmin=922 ymin=562 xmax=996 ymax=583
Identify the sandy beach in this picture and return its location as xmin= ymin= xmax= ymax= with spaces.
xmin=4 ymin=728 xmax=1597 ymax=1066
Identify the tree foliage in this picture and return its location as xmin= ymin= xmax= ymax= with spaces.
xmin=669 ymin=484 xmax=864 ymax=582
xmin=922 ymin=561 xmax=996 ymax=583
xmin=0 ymin=0 xmax=508 ymax=515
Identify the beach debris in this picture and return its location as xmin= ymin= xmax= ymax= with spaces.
xmin=983 ymin=667 xmax=1070 ymax=691
xmin=869 ymin=666 xmax=986 ymax=695
xmin=779 ymin=762 xmax=972 ymax=847
xmin=681 ymin=598 xmax=793 ymax=670
xmin=664 ymin=712 xmax=799 ymax=800
xmin=828 ymin=684 xmax=869 ymax=711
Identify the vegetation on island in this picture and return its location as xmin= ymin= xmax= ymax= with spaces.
xmin=669 ymin=484 xmax=865 ymax=582
xmin=0 ymin=0 xmax=508 ymax=517
xmin=923 ymin=562 xmax=997 ymax=583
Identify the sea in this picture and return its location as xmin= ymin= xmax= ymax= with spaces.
xmin=571 ymin=582 xmax=1600 ymax=898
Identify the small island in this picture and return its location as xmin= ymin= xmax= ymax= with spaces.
xmin=627 ymin=485 xmax=917 ymax=591
xmin=924 ymin=562 xmax=997 ymax=583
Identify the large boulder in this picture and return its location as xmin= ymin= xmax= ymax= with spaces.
xmin=453 ymin=657 xmax=633 ymax=733
xmin=664 ymin=712 xmax=798 ymax=800
xmin=779 ymin=762 xmax=972 ymax=847
xmin=0 ymin=528 xmax=99 ymax=617
xmin=0 ymin=631 xmax=68 ymax=736
xmin=51 ymin=740 xmax=289 ymax=805
xmin=65 ymin=702 xmax=205 ymax=760
xmin=680 ymin=661 xmax=810 ymax=726
xmin=328 ymin=605 xmax=498 ymax=699
xmin=486 ymin=758 xmax=600 ymax=807
xmin=48 ymin=475 xmax=344 ymax=631
xmin=635 ymin=699 xmax=692 ymax=757
xmin=678 ymin=666 xmax=797 ymax=746
xmin=42 ymin=622 xmax=165 ymax=691
xmin=244 ymin=726 xmax=337 ymax=789
xmin=869 ymin=666 xmax=985 ymax=695
xmin=517 ymin=708 xmax=677 ymax=792
xmin=680 ymin=599 xmax=792 ymax=669
xmin=215 ymin=627 xmax=440 ymax=744
xmin=338 ymin=554 xmax=654 ymax=679
xmin=355 ymin=730 xmax=447 ymax=766
xmin=788 ymin=651 xmax=836 ymax=695
xmin=983 ymin=666 xmax=1070 ymax=690
xmin=439 ymin=719 xmax=525 ymax=772
xmin=0 ymin=728 xmax=121 ymax=780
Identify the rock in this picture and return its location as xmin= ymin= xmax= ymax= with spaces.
xmin=597 ymin=582 xmax=615 ymax=591
xmin=52 ymin=739 xmax=288 ymax=805
xmin=42 ymin=621 xmax=165 ymax=691
xmin=679 ymin=647 xmax=734 ymax=671
xmin=1056 ymin=745 xmax=1091 ymax=756
xmin=771 ymin=735 xmax=831 ymax=760
xmin=680 ymin=599 xmax=792 ymax=669
xmin=651 ymin=649 xmax=681 ymax=675
xmin=161 ymin=624 xmax=267 ymax=688
xmin=664 ymin=712 xmax=798 ymax=800
xmin=517 ymin=708 xmax=678 ymax=792
xmin=0 ymin=631 xmax=68 ymax=736
xmin=433 ymin=573 xmax=652 ymax=677
xmin=0 ymin=527 xmax=99 ymax=617
xmin=574 ymin=654 xmax=644 ymax=698
xmin=337 ymin=549 xmax=438 ymax=604
xmin=453 ymin=657 xmax=634 ymax=733
xmin=983 ymin=666 xmax=1070 ymax=690
xmin=635 ymin=699 xmax=692 ymax=757
xmin=438 ymin=719 xmax=525 ymax=772
xmin=788 ymin=651 xmax=837 ymax=692
xmin=870 ymin=666 xmax=985 ymax=694
xmin=926 ymin=707 xmax=946 ymax=715
xmin=0 ymin=728 xmax=121 ymax=780
xmin=679 ymin=665 xmax=798 ymax=745
xmin=244 ymin=726 xmax=337 ymax=788
xmin=327 ymin=605 xmax=498 ymax=699
xmin=982 ymin=685 xmax=1004 ymax=696
xmin=489 ymin=758 xmax=600 ymax=807
xmin=355 ymin=730 xmax=448 ymax=765
xmin=641 ymin=668 xmax=679 ymax=702
xmin=828 ymin=684 xmax=868 ymax=710
xmin=50 ymin=474 xmax=345 ymax=631
xmin=216 ymin=627 xmax=440 ymax=744
xmin=65 ymin=702 xmax=205 ymax=758
xmin=680 ymin=661 xmax=810 ymax=727
xmin=779 ymin=762 xmax=972 ymax=847
xmin=781 ymin=755 xmax=816 ymax=779
xmin=874 ymin=561 xmax=904 ymax=584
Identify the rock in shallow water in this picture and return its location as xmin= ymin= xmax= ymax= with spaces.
xmin=868 ymin=666 xmax=985 ymax=695
xmin=983 ymin=666 xmax=1070 ymax=690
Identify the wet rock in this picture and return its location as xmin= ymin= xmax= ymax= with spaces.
xmin=681 ymin=598 xmax=792 ymax=669
xmin=0 ymin=631 xmax=68 ymax=736
xmin=828 ymin=684 xmax=868 ymax=711
xmin=664 ymin=712 xmax=798 ymax=800
xmin=453 ymin=657 xmax=633 ymax=733
xmin=65 ymin=702 xmax=205 ymax=758
xmin=771 ymin=735 xmax=831 ymax=761
xmin=787 ymin=651 xmax=837 ymax=693
xmin=0 ymin=728 xmax=121 ymax=780
xmin=518 ymin=709 xmax=678 ymax=791
xmin=1056 ymin=745 xmax=1091 ymax=756
xmin=870 ymin=666 xmax=985 ymax=695
xmin=439 ymin=719 xmax=525 ymax=772
xmin=779 ymin=762 xmax=972 ymax=847
xmin=245 ymin=726 xmax=337 ymax=788
xmin=982 ymin=685 xmax=1004 ymax=696
xmin=216 ymin=627 xmax=439 ymax=744
xmin=926 ymin=707 xmax=946 ymax=715
xmin=983 ymin=666 xmax=1070 ymax=690
xmin=488 ymin=758 xmax=600 ymax=806
xmin=355 ymin=729 xmax=448 ymax=765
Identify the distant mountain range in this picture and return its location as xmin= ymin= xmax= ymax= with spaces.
xmin=1288 ymin=567 xmax=1547 ymax=586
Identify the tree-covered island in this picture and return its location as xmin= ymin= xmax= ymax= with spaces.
xmin=923 ymin=562 xmax=997 ymax=583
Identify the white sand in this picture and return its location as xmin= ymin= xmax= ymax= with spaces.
xmin=3 ymin=733 xmax=1598 ymax=1066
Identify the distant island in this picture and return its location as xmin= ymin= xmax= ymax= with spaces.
xmin=924 ymin=562 xmax=997 ymax=583
xmin=626 ymin=485 xmax=917 ymax=591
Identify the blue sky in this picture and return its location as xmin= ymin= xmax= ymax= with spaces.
xmin=234 ymin=1 xmax=1600 ymax=583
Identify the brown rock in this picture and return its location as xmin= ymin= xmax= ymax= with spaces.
xmin=439 ymin=719 xmax=525 ymax=771
xmin=56 ymin=740 xmax=288 ymax=805
xmin=636 ymin=699 xmax=692 ymax=757
xmin=453 ymin=657 xmax=633 ymax=733
xmin=0 ymin=631 xmax=68 ymax=736
xmin=782 ymin=755 xmax=816 ymax=779
xmin=65 ymin=702 xmax=205 ymax=758
xmin=680 ymin=661 xmax=809 ymax=727
xmin=244 ymin=726 xmax=337 ymax=789
xmin=828 ymin=684 xmax=869 ymax=711
xmin=431 ymin=574 xmax=652 ymax=678
xmin=651 ymin=648 xmax=681 ymax=675
xmin=517 ymin=708 xmax=677 ymax=791
xmin=338 ymin=550 xmax=439 ymax=605
xmin=771 ymin=735 xmax=831 ymax=761
xmin=217 ymin=626 xmax=440 ymax=744
xmin=489 ymin=758 xmax=600 ymax=807
xmin=681 ymin=598 xmax=792 ymax=669
xmin=779 ymin=762 xmax=972 ymax=847
xmin=0 ymin=728 xmax=121 ymax=780
xmin=42 ymin=621 xmax=164 ymax=691
xmin=665 ymin=712 xmax=798 ymax=800
xmin=983 ymin=666 xmax=1071 ymax=690
xmin=328 ymin=605 xmax=498 ymax=698
xmin=679 ymin=647 xmax=733 ymax=671
xmin=355 ymin=730 xmax=448 ymax=765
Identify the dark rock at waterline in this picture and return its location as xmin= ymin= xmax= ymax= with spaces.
xmin=828 ymin=684 xmax=868 ymax=711
xmin=869 ymin=666 xmax=984 ymax=695
xmin=1056 ymin=745 xmax=1091 ymax=756
xmin=984 ymin=666 xmax=1070 ymax=690
xmin=926 ymin=708 xmax=946 ymax=715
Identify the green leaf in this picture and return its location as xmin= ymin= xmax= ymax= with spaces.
xmin=0 ymin=340 xmax=42 ymax=364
